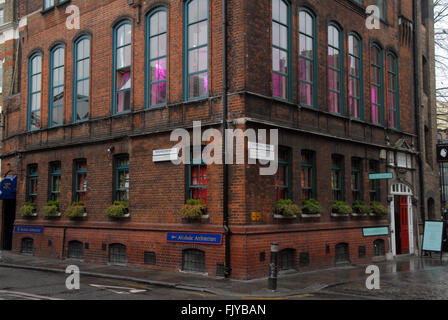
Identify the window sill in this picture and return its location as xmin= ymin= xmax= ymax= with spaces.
xmin=41 ymin=6 xmax=55 ymax=14
xmin=56 ymin=0 xmax=71 ymax=8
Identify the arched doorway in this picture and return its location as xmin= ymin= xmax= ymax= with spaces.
xmin=390 ymin=183 xmax=414 ymax=256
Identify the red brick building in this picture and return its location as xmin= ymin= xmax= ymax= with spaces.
xmin=0 ymin=0 xmax=440 ymax=280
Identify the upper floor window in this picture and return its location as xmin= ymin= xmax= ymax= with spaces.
xmin=348 ymin=33 xmax=363 ymax=120
xmin=147 ymin=8 xmax=168 ymax=107
xmin=299 ymin=9 xmax=317 ymax=108
xmin=275 ymin=147 xmax=291 ymax=200
xmin=74 ymin=159 xmax=87 ymax=203
xmin=351 ymin=158 xmax=363 ymax=201
xmin=27 ymin=53 xmax=42 ymax=131
xmin=185 ymin=0 xmax=209 ymax=101
xmin=328 ymin=23 xmax=344 ymax=114
xmin=44 ymin=0 xmax=55 ymax=10
xmin=369 ymin=160 xmax=380 ymax=202
xmin=272 ymin=0 xmax=290 ymax=100
xmin=331 ymin=155 xmax=344 ymax=201
xmin=387 ymin=52 xmax=399 ymax=129
xmin=49 ymin=45 xmax=65 ymax=127
xmin=49 ymin=161 xmax=61 ymax=202
xmin=0 ymin=59 xmax=3 ymax=93
xmin=371 ymin=43 xmax=384 ymax=125
xmin=0 ymin=9 xmax=4 ymax=25
xmin=112 ymin=21 xmax=132 ymax=114
xmin=73 ymin=36 xmax=90 ymax=122
xmin=27 ymin=164 xmax=38 ymax=203
xmin=114 ymin=155 xmax=130 ymax=202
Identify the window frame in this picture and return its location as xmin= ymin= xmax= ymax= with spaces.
xmin=369 ymin=160 xmax=380 ymax=202
xmin=73 ymin=159 xmax=87 ymax=203
xmin=114 ymin=154 xmax=130 ymax=202
xmin=348 ymin=32 xmax=364 ymax=120
xmin=27 ymin=164 xmax=39 ymax=203
xmin=272 ymin=0 xmax=292 ymax=102
xmin=43 ymin=0 xmax=55 ymax=11
xmin=49 ymin=161 xmax=61 ymax=202
xmin=183 ymin=0 xmax=209 ymax=102
xmin=187 ymin=147 xmax=208 ymax=204
xmin=73 ymin=35 xmax=91 ymax=123
xmin=301 ymin=150 xmax=316 ymax=200
xmin=370 ymin=42 xmax=385 ymax=125
xmin=298 ymin=8 xmax=318 ymax=109
xmin=331 ymin=155 xmax=345 ymax=201
xmin=387 ymin=51 xmax=400 ymax=129
xmin=328 ymin=22 xmax=345 ymax=115
xmin=27 ymin=52 xmax=42 ymax=132
xmin=351 ymin=158 xmax=363 ymax=201
xmin=145 ymin=7 xmax=168 ymax=108
xmin=49 ymin=44 xmax=65 ymax=128
xmin=112 ymin=20 xmax=132 ymax=115
xmin=275 ymin=147 xmax=291 ymax=200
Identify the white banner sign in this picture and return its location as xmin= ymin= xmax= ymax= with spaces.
xmin=153 ymin=148 xmax=178 ymax=162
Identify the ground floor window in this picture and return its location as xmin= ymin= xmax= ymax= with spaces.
xmin=67 ymin=241 xmax=84 ymax=260
xmin=21 ymin=238 xmax=34 ymax=255
xmin=182 ymin=249 xmax=206 ymax=273
xmin=279 ymin=248 xmax=296 ymax=271
xmin=374 ymin=239 xmax=385 ymax=256
xmin=109 ymin=243 xmax=127 ymax=265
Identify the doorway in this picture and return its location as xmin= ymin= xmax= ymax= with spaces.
xmin=390 ymin=183 xmax=414 ymax=256
xmin=1 ymin=199 xmax=16 ymax=250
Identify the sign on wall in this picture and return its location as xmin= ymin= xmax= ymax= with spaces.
xmin=369 ymin=173 xmax=393 ymax=180
xmin=153 ymin=148 xmax=178 ymax=162
xmin=167 ymin=232 xmax=222 ymax=245
xmin=14 ymin=226 xmax=44 ymax=234
xmin=363 ymin=227 xmax=389 ymax=237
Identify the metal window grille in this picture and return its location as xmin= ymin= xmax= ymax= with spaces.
xmin=68 ymin=241 xmax=84 ymax=260
xmin=299 ymin=252 xmax=310 ymax=267
xmin=279 ymin=249 xmax=296 ymax=271
xmin=144 ymin=251 xmax=156 ymax=265
xmin=335 ymin=243 xmax=350 ymax=265
xmin=182 ymin=249 xmax=206 ymax=273
xmin=21 ymin=238 xmax=34 ymax=255
xmin=109 ymin=244 xmax=127 ymax=265
xmin=374 ymin=239 xmax=385 ymax=256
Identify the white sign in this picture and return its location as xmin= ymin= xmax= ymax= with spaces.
xmin=248 ymin=142 xmax=275 ymax=161
xmin=153 ymin=148 xmax=178 ymax=162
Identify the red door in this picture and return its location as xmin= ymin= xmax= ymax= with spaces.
xmin=400 ymin=196 xmax=409 ymax=252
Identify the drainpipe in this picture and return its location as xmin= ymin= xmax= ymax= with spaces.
xmin=222 ymin=0 xmax=231 ymax=278
xmin=412 ymin=0 xmax=426 ymax=228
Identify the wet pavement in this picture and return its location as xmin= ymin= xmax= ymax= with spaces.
xmin=1 ymin=250 xmax=448 ymax=299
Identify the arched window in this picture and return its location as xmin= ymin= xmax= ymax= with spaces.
xmin=146 ymin=8 xmax=168 ymax=107
xmin=387 ymin=52 xmax=399 ymax=129
xmin=49 ymin=45 xmax=65 ymax=127
xmin=112 ymin=21 xmax=132 ymax=114
xmin=114 ymin=154 xmax=129 ymax=202
xmin=21 ymin=238 xmax=34 ymax=255
xmin=373 ymin=239 xmax=385 ymax=256
xmin=298 ymin=8 xmax=317 ymax=108
xmin=73 ymin=36 xmax=90 ymax=122
xmin=272 ymin=0 xmax=290 ymax=100
xmin=27 ymin=53 xmax=42 ymax=131
xmin=328 ymin=23 xmax=344 ymax=114
xmin=348 ymin=33 xmax=363 ymax=119
xmin=68 ymin=240 xmax=84 ymax=260
xmin=371 ymin=43 xmax=384 ymax=125
xmin=109 ymin=243 xmax=127 ymax=265
xmin=182 ymin=249 xmax=206 ymax=272
xmin=184 ymin=0 xmax=209 ymax=100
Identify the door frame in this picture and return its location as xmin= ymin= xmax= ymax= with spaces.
xmin=390 ymin=183 xmax=414 ymax=256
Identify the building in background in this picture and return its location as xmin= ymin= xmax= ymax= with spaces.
xmin=0 ymin=0 xmax=441 ymax=279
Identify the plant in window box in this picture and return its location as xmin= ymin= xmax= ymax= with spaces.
xmin=274 ymin=199 xmax=301 ymax=219
xmin=331 ymin=201 xmax=352 ymax=217
xmin=352 ymin=200 xmax=371 ymax=217
xmin=42 ymin=200 xmax=62 ymax=218
xmin=369 ymin=201 xmax=389 ymax=217
xmin=20 ymin=202 xmax=37 ymax=218
xmin=181 ymin=199 xmax=207 ymax=221
xmin=66 ymin=201 xmax=88 ymax=219
xmin=301 ymin=199 xmax=322 ymax=218
xmin=106 ymin=201 xmax=130 ymax=219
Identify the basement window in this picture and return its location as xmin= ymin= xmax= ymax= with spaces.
xmin=335 ymin=243 xmax=350 ymax=266
xmin=144 ymin=251 xmax=156 ymax=265
xmin=68 ymin=241 xmax=84 ymax=260
xmin=182 ymin=249 xmax=206 ymax=273
xmin=21 ymin=238 xmax=34 ymax=255
xmin=109 ymin=243 xmax=127 ymax=265
xmin=279 ymin=248 xmax=296 ymax=271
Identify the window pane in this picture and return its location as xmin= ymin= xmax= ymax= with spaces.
xmin=188 ymin=72 xmax=208 ymax=98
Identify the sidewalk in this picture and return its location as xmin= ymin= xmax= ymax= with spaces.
xmin=0 ymin=250 xmax=444 ymax=298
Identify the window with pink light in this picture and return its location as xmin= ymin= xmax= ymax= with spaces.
xmin=348 ymin=34 xmax=363 ymax=120
xmin=272 ymin=0 xmax=290 ymax=100
xmin=370 ymin=44 xmax=383 ymax=125
xmin=328 ymin=24 xmax=343 ymax=114
xmin=114 ymin=22 xmax=132 ymax=113
xmin=299 ymin=9 xmax=316 ymax=107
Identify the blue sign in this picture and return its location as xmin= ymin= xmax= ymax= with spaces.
xmin=422 ymin=221 xmax=444 ymax=252
xmin=14 ymin=226 xmax=44 ymax=234
xmin=363 ymin=227 xmax=389 ymax=237
xmin=0 ymin=176 xmax=17 ymax=200
xmin=369 ymin=173 xmax=393 ymax=180
xmin=167 ymin=232 xmax=222 ymax=245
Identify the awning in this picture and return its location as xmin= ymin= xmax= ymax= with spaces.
xmin=0 ymin=176 xmax=17 ymax=200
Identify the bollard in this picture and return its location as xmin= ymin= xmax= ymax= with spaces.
xmin=268 ymin=242 xmax=279 ymax=291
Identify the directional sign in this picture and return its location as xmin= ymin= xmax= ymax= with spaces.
xmin=363 ymin=227 xmax=389 ymax=237
xmin=369 ymin=173 xmax=393 ymax=180
xmin=167 ymin=232 xmax=222 ymax=245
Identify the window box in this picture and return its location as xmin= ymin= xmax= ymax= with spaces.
xmin=20 ymin=202 xmax=37 ymax=218
xmin=106 ymin=201 xmax=130 ymax=220
xmin=301 ymin=199 xmax=322 ymax=219
xmin=66 ymin=202 xmax=87 ymax=220
xmin=182 ymin=199 xmax=207 ymax=222
xmin=274 ymin=200 xmax=301 ymax=219
xmin=351 ymin=200 xmax=370 ymax=217
xmin=369 ymin=201 xmax=389 ymax=218
xmin=42 ymin=200 xmax=62 ymax=219
xmin=331 ymin=201 xmax=352 ymax=218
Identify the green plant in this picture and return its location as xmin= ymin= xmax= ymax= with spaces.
xmin=182 ymin=199 xmax=206 ymax=220
xmin=106 ymin=201 xmax=129 ymax=218
xmin=331 ymin=201 xmax=352 ymax=215
xmin=275 ymin=199 xmax=301 ymax=217
xmin=41 ymin=200 xmax=60 ymax=217
xmin=20 ymin=202 xmax=37 ymax=217
xmin=352 ymin=200 xmax=370 ymax=215
xmin=66 ymin=201 xmax=86 ymax=218
xmin=370 ymin=201 xmax=388 ymax=216
xmin=301 ymin=199 xmax=322 ymax=215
